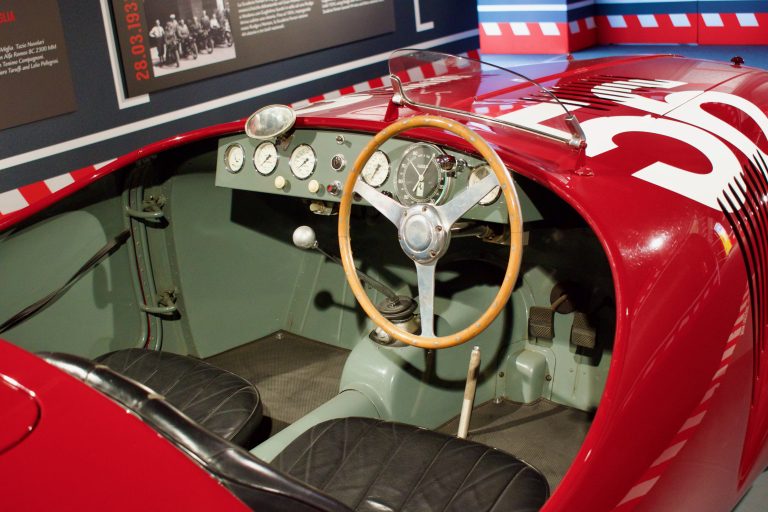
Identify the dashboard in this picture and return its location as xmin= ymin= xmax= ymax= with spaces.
xmin=215 ymin=129 xmax=542 ymax=224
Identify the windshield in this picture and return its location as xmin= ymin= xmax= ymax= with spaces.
xmin=388 ymin=49 xmax=585 ymax=147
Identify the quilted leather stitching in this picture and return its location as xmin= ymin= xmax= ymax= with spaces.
xmin=96 ymin=349 xmax=261 ymax=444
xmin=439 ymin=447 xmax=492 ymax=511
xmin=397 ymin=434 xmax=454 ymax=511
xmin=200 ymin=384 xmax=255 ymax=423
xmin=282 ymin=419 xmax=345 ymax=474
xmin=319 ymin=420 xmax=379 ymax=491
xmin=275 ymin=418 xmax=549 ymax=512
xmin=349 ymin=423 xmax=420 ymax=510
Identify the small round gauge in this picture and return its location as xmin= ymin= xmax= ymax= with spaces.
xmin=331 ymin=154 xmax=346 ymax=172
xmin=395 ymin=143 xmax=449 ymax=206
xmin=289 ymin=144 xmax=317 ymax=180
xmin=224 ymin=143 xmax=245 ymax=173
xmin=253 ymin=141 xmax=278 ymax=175
xmin=362 ymin=150 xmax=390 ymax=188
xmin=468 ymin=164 xmax=501 ymax=206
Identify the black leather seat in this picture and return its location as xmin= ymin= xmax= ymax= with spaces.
xmin=69 ymin=349 xmax=261 ymax=445
xmin=42 ymin=352 xmax=549 ymax=512
xmin=274 ymin=417 xmax=549 ymax=512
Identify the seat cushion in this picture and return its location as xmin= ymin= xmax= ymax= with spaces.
xmin=96 ymin=348 xmax=261 ymax=445
xmin=273 ymin=417 xmax=549 ymax=512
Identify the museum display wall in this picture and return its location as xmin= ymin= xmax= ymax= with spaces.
xmin=0 ymin=0 xmax=478 ymax=194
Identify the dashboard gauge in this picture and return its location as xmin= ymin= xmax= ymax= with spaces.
xmin=253 ymin=141 xmax=278 ymax=175
xmin=395 ymin=143 xmax=449 ymax=206
xmin=289 ymin=144 xmax=317 ymax=180
xmin=362 ymin=150 xmax=390 ymax=187
xmin=331 ymin=154 xmax=346 ymax=172
xmin=468 ymin=164 xmax=501 ymax=206
xmin=223 ymin=143 xmax=245 ymax=173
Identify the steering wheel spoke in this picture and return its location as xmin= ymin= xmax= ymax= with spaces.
xmin=353 ymin=180 xmax=404 ymax=226
xmin=339 ymin=114 xmax=522 ymax=349
xmin=415 ymin=261 xmax=437 ymax=338
xmin=437 ymin=172 xmax=500 ymax=227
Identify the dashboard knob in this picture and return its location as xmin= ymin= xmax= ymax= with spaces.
xmin=274 ymin=176 xmax=287 ymax=190
xmin=308 ymin=179 xmax=321 ymax=194
xmin=327 ymin=181 xmax=342 ymax=196
xmin=292 ymin=226 xmax=317 ymax=249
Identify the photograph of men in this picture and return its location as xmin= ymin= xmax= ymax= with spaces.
xmin=144 ymin=0 xmax=236 ymax=77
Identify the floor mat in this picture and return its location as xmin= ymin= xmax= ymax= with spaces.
xmin=206 ymin=331 xmax=349 ymax=438
xmin=438 ymin=399 xmax=593 ymax=490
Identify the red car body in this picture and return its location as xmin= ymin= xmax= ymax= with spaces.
xmin=2 ymin=53 xmax=767 ymax=511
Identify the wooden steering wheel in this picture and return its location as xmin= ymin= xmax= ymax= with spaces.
xmin=338 ymin=115 xmax=523 ymax=349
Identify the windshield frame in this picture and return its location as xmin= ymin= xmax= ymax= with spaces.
xmin=388 ymin=49 xmax=586 ymax=148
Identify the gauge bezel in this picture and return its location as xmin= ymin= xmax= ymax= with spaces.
xmin=362 ymin=150 xmax=391 ymax=188
xmin=288 ymin=144 xmax=317 ymax=180
xmin=253 ymin=141 xmax=279 ymax=176
xmin=331 ymin=153 xmax=346 ymax=172
xmin=223 ymin=143 xmax=245 ymax=174
xmin=468 ymin=164 xmax=502 ymax=206
xmin=395 ymin=143 xmax=451 ymax=206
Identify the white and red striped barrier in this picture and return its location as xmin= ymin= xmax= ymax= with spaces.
xmin=596 ymin=12 xmax=697 ymax=44
xmin=595 ymin=0 xmax=768 ymax=45
xmin=699 ymin=12 xmax=768 ymax=45
xmin=0 ymin=165 xmax=100 ymax=218
xmin=478 ymin=0 xmax=597 ymax=54
xmin=480 ymin=17 xmax=597 ymax=54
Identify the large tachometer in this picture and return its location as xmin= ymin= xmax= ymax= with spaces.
xmin=395 ymin=143 xmax=450 ymax=206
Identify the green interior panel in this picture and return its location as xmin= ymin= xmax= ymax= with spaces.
xmin=0 ymin=174 xmax=142 ymax=357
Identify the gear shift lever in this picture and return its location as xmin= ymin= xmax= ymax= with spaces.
xmin=292 ymin=226 xmax=419 ymax=343
xmin=292 ymin=226 xmax=399 ymax=301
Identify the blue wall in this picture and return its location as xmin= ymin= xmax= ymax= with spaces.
xmin=0 ymin=0 xmax=478 ymax=192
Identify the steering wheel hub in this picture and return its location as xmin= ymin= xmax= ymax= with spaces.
xmin=399 ymin=205 xmax=449 ymax=263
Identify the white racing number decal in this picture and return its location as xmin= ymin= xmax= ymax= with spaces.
xmin=493 ymin=78 xmax=768 ymax=211
xmin=583 ymin=115 xmax=744 ymax=210
xmin=583 ymin=82 xmax=768 ymax=211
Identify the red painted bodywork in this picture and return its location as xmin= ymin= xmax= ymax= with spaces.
xmin=2 ymin=54 xmax=767 ymax=511
xmin=0 ymin=341 xmax=249 ymax=512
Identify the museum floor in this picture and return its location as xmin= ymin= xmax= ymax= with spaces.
xmin=482 ymin=44 xmax=768 ymax=71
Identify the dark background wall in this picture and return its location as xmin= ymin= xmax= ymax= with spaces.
xmin=0 ymin=0 xmax=478 ymax=192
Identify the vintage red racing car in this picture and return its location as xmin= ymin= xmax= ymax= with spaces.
xmin=1 ymin=49 xmax=768 ymax=511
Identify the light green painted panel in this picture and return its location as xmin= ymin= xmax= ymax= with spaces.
xmin=165 ymin=173 xmax=307 ymax=358
xmin=339 ymin=286 xmax=520 ymax=429
xmin=506 ymin=235 xmax=614 ymax=412
xmin=0 ymin=200 xmax=141 ymax=357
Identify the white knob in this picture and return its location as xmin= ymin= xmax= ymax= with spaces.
xmin=274 ymin=176 xmax=286 ymax=190
xmin=292 ymin=226 xmax=317 ymax=249
xmin=308 ymin=179 xmax=320 ymax=194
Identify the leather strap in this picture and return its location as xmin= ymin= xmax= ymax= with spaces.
xmin=0 ymin=229 xmax=131 ymax=335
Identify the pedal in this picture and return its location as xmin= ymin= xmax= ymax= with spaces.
xmin=570 ymin=312 xmax=597 ymax=349
xmin=528 ymin=294 xmax=568 ymax=340
xmin=528 ymin=306 xmax=555 ymax=339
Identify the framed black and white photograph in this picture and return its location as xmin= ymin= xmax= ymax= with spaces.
xmin=110 ymin=0 xmax=396 ymax=97
xmin=143 ymin=1 xmax=236 ymax=78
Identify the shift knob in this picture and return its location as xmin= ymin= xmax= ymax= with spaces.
xmin=292 ymin=226 xmax=317 ymax=249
